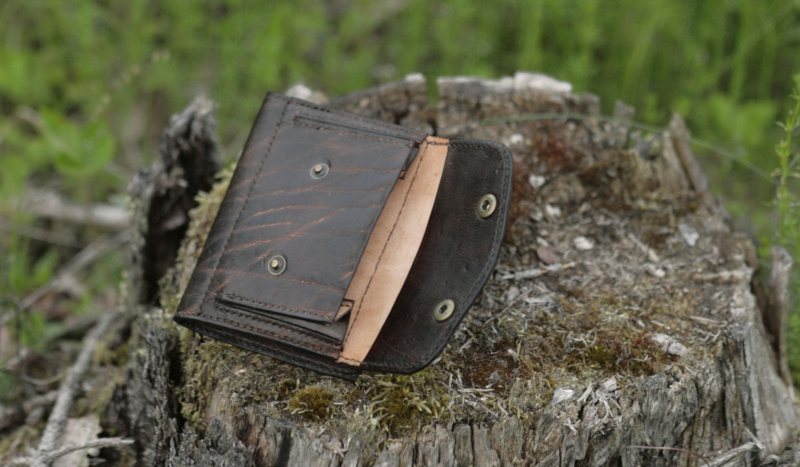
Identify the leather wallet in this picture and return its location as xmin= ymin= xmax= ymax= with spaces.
xmin=174 ymin=92 xmax=512 ymax=380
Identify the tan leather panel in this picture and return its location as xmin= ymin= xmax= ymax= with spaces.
xmin=335 ymin=301 xmax=353 ymax=321
xmin=338 ymin=136 xmax=449 ymax=365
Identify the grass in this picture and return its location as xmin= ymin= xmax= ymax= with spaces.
xmin=775 ymin=75 xmax=800 ymax=248
xmin=775 ymin=75 xmax=800 ymax=385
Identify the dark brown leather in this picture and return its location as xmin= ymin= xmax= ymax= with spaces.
xmin=362 ymin=140 xmax=511 ymax=373
xmin=175 ymin=92 xmax=512 ymax=380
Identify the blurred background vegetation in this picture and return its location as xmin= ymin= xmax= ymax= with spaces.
xmin=1 ymin=0 xmax=799 ymax=393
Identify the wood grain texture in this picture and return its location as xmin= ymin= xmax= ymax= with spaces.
xmin=107 ymin=73 xmax=798 ymax=466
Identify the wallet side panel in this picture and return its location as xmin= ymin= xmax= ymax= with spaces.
xmin=205 ymin=105 xmax=416 ymax=322
xmin=176 ymin=92 xmax=429 ymax=377
xmin=362 ymin=140 xmax=513 ymax=373
xmin=176 ymin=93 xmax=287 ymax=317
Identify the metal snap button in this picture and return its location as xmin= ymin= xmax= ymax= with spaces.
xmin=310 ymin=163 xmax=329 ymax=179
xmin=433 ymin=299 xmax=455 ymax=322
xmin=267 ymin=255 xmax=287 ymax=275
xmin=477 ymin=194 xmax=497 ymax=218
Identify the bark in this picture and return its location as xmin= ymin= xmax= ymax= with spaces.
xmin=127 ymin=96 xmax=220 ymax=305
xmin=103 ymin=72 xmax=798 ymax=466
xmin=764 ymin=246 xmax=793 ymax=395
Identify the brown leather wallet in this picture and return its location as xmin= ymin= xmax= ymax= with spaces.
xmin=174 ymin=92 xmax=512 ymax=380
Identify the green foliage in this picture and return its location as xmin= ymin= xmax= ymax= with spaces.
xmin=0 ymin=233 xmax=62 ymax=353
xmin=775 ymin=75 xmax=800 ymax=385
xmin=40 ymin=110 xmax=115 ymax=180
xmin=0 ymin=48 xmax=51 ymax=104
xmin=775 ymin=75 xmax=800 ymax=246
xmin=2 ymin=0 xmax=798 ymax=163
xmin=4 ymin=235 xmax=58 ymax=296
xmin=703 ymin=95 xmax=777 ymax=151
xmin=1 ymin=0 xmax=800 ymax=382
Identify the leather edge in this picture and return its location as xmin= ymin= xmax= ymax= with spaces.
xmin=174 ymin=313 xmax=360 ymax=381
xmin=361 ymin=139 xmax=513 ymax=374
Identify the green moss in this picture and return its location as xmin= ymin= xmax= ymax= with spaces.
xmin=94 ymin=339 xmax=129 ymax=368
xmin=180 ymin=338 xmax=239 ymax=432
xmin=276 ymin=378 xmax=298 ymax=400
xmin=85 ymin=369 xmax=125 ymax=422
xmin=152 ymin=146 xmax=704 ymax=459
xmin=461 ymin=337 xmax=526 ymax=393
xmin=288 ymin=386 xmax=334 ymax=421
xmin=367 ymin=370 xmax=450 ymax=435
xmin=584 ymin=344 xmax=617 ymax=368
xmin=160 ymin=167 xmax=233 ymax=315
xmin=379 ymin=386 xmax=416 ymax=431
xmin=495 ymin=290 xmax=684 ymax=400
xmin=576 ymin=330 xmax=674 ymax=376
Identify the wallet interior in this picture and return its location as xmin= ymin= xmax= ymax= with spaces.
xmin=175 ymin=92 xmax=512 ymax=379
xmin=337 ymin=136 xmax=448 ymax=365
xmin=215 ymin=135 xmax=447 ymax=367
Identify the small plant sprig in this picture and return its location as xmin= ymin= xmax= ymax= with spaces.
xmin=775 ymin=74 xmax=800 ymax=247
xmin=775 ymin=74 xmax=800 ymax=387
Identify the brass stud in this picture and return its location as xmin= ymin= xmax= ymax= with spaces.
xmin=433 ymin=299 xmax=455 ymax=322
xmin=267 ymin=255 xmax=287 ymax=275
xmin=310 ymin=162 xmax=329 ymax=179
xmin=477 ymin=194 xmax=497 ymax=218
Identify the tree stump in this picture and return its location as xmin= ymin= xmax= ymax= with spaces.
xmin=106 ymin=73 xmax=798 ymax=466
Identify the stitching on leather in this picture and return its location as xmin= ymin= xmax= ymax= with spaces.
xmin=292 ymin=119 xmax=414 ymax=147
xmin=275 ymin=93 xmax=423 ymax=138
xmin=338 ymin=354 xmax=365 ymax=364
xmin=409 ymin=141 xmax=509 ymax=367
xmin=195 ymin=100 xmax=290 ymax=316
xmin=186 ymin=94 xmax=507 ymax=371
xmin=195 ymin=325 xmax=356 ymax=378
xmin=210 ymin=305 xmax=337 ymax=355
xmin=428 ymin=141 xmax=488 ymax=147
xmin=214 ymin=301 xmax=340 ymax=345
xmin=367 ymin=141 xmax=511 ymax=370
xmin=219 ymin=292 xmax=332 ymax=318
xmin=342 ymin=139 xmax=431 ymax=349
xmin=185 ymin=132 xmax=508 ymax=371
xmin=196 ymin=94 xmax=416 ymax=322
xmin=200 ymin=103 xmax=289 ymax=320
xmin=294 ymin=111 xmax=420 ymax=141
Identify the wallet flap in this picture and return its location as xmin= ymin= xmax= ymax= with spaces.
xmin=338 ymin=136 xmax=449 ymax=365
xmin=362 ymin=140 xmax=513 ymax=373
xmin=186 ymin=93 xmax=422 ymax=323
xmin=174 ymin=93 xmax=512 ymax=380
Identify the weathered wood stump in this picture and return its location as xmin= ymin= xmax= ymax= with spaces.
xmin=107 ymin=73 xmax=798 ymax=466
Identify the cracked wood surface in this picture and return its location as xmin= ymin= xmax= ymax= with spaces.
xmin=107 ymin=72 xmax=799 ymax=467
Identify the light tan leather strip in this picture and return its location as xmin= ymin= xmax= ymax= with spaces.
xmin=338 ymin=136 xmax=449 ymax=365
xmin=334 ymin=301 xmax=352 ymax=321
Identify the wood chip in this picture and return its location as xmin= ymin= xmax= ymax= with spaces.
xmin=536 ymin=246 xmax=561 ymax=265
xmin=574 ymin=236 xmax=594 ymax=250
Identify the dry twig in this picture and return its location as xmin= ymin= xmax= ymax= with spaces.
xmin=37 ymin=312 xmax=117 ymax=452
xmin=3 ymin=311 xmax=127 ymax=466
xmin=16 ymin=189 xmax=130 ymax=230
xmin=5 ymin=438 xmax=133 ymax=467
xmin=496 ymin=262 xmax=575 ymax=281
